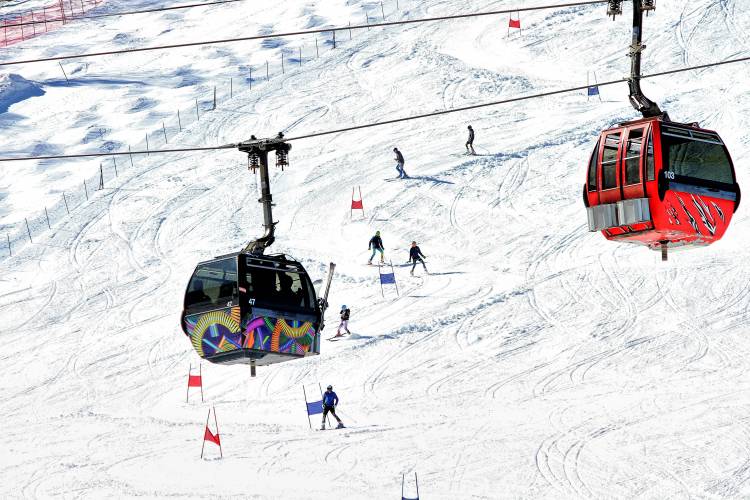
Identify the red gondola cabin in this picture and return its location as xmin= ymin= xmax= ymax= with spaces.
xmin=584 ymin=116 xmax=740 ymax=257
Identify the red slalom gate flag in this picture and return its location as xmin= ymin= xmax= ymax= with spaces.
xmin=509 ymin=18 xmax=521 ymax=29
xmin=201 ymin=407 xmax=223 ymax=459
xmin=351 ymin=186 xmax=365 ymax=218
xmin=186 ymin=364 xmax=204 ymax=403
xmin=204 ymin=427 xmax=221 ymax=446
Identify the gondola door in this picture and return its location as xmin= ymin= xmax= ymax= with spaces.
xmin=585 ymin=138 xmax=601 ymax=207
xmin=621 ymin=126 xmax=646 ymax=200
xmin=598 ymin=130 xmax=624 ymax=205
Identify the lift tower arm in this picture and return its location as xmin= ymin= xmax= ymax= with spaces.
xmin=608 ymin=0 xmax=663 ymax=118
xmin=236 ymin=134 xmax=291 ymax=254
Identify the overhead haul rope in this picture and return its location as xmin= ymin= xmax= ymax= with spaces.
xmin=0 ymin=56 xmax=747 ymax=163
xmin=0 ymin=1 xmax=608 ymax=67
xmin=0 ymin=0 xmax=246 ymax=29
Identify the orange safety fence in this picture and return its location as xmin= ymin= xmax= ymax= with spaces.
xmin=1 ymin=0 xmax=103 ymax=48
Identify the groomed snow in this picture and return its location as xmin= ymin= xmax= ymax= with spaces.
xmin=1 ymin=0 xmax=750 ymax=498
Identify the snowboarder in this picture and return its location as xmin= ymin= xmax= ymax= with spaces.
xmin=393 ymin=147 xmax=408 ymax=178
xmin=368 ymin=230 xmax=385 ymax=264
xmin=465 ymin=125 xmax=476 ymax=155
xmin=321 ymin=385 xmax=344 ymax=429
xmin=409 ymin=241 xmax=427 ymax=276
xmin=334 ymin=305 xmax=351 ymax=337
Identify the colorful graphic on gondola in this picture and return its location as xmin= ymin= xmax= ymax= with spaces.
xmin=185 ymin=306 xmax=317 ymax=358
xmin=242 ymin=316 xmax=316 ymax=355
xmin=185 ymin=307 xmax=242 ymax=357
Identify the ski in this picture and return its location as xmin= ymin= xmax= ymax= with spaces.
xmin=317 ymin=262 xmax=336 ymax=331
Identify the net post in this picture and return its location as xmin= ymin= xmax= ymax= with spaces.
xmin=213 ymin=406 xmax=222 ymax=459
xmin=24 ymin=218 xmax=32 ymax=243
xmin=200 ymin=408 xmax=210 ymax=459
xmin=392 ymin=261 xmax=399 ymax=296
xmin=199 ymin=364 xmax=204 ymax=402
xmin=303 ymin=385 xmax=312 ymax=429
xmin=186 ymin=363 xmax=191 ymax=403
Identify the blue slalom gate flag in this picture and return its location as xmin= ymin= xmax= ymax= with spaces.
xmin=378 ymin=261 xmax=400 ymax=297
xmin=380 ymin=272 xmax=396 ymax=285
xmin=587 ymin=85 xmax=600 ymax=96
xmin=306 ymin=400 xmax=323 ymax=415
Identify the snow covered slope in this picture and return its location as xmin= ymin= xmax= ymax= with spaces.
xmin=1 ymin=0 xmax=750 ymax=498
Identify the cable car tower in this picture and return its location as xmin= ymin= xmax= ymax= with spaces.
xmin=181 ymin=134 xmax=335 ymax=375
xmin=584 ymin=0 xmax=741 ymax=260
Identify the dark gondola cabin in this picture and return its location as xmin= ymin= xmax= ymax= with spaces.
xmin=181 ymin=252 xmax=322 ymax=366
xmin=584 ymin=116 xmax=740 ymax=255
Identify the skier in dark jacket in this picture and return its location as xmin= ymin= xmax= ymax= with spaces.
xmin=334 ymin=305 xmax=351 ymax=337
xmin=321 ymin=385 xmax=344 ymax=429
xmin=393 ymin=147 xmax=408 ymax=179
xmin=466 ymin=125 xmax=476 ymax=155
xmin=368 ymin=230 xmax=385 ymax=264
xmin=409 ymin=241 xmax=428 ymax=275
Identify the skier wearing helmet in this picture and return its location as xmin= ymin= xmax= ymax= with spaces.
xmin=466 ymin=125 xmax=476 ymax=155
xmin=333 ymin=305 xmax=351 ymax=337
xmin=321 ymin=385 xmax=344 ymax=430
xmin=393 ymin=147 xmax=408 ymax=179
xmin=368 ymin=230 xmax=385 ymax=265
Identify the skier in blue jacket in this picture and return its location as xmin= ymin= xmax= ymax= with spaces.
xmin=321 ymin=385 xmax=344 ymax=429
